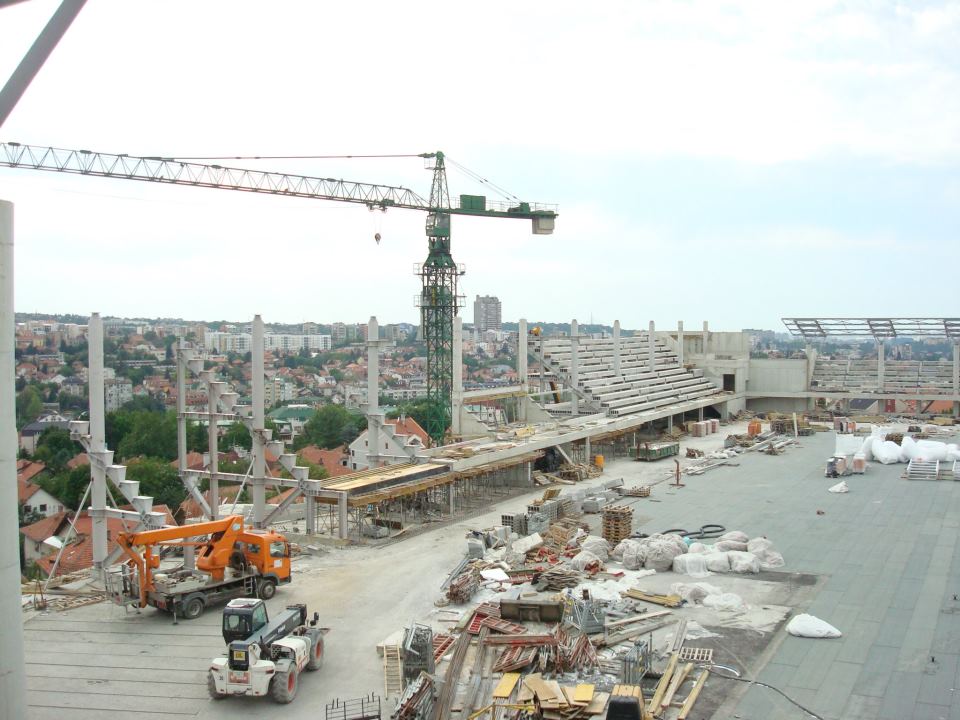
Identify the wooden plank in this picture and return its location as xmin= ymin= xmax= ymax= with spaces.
xmin=573 ymin=683 xmax=595 ymax=704
xmin=605 ymin=610 xmax=672 ymax=629
xmin=492 ymin=672 xmax=520 ymax=699
xmin=660 ymin=662 xmax=693 ymax=710
xmin=585 ymin=691 xmax=609 ymax=714
xmin=677 ymin=670 xmax=709 ymax=720
xmin=647 ymin=652 xmax=678 ymax=713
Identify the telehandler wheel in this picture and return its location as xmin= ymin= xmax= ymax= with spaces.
xmin=258 ymin=578 xmax=277 ymax=600
xmin=207 ymin=673 xmax=225 ymax=700
xmin=182 ymin=596 xmax=204 ymax=620
xmin=306 ymin=630 xmax=324 ymax=671
xmin=270 ymin=664 xmax=298 ymax=703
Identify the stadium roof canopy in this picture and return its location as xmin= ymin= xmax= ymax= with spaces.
xmin=782 ymin=318 xmax=960 ymax=341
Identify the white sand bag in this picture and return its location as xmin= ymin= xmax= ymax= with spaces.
xmin=728 ymin=551 xmax=760 ymax=574
xmin=786 ymin=613 xmax=842 ymax=638
xmin=828 ymin=481 xmax=849 ymax=493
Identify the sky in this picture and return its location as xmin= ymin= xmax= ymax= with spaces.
xmin=0 ymin=0 xmax=957 ymax=331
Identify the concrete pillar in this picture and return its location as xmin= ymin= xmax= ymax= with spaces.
xmin=702 ymin=321 xmax=709 ymax=355
xmin=570 ymin=320 xmax=579 ymax=415
xmin=698 ymin=406 xmax=705 ymax=421
xmin=338 ymin=494 xmax=349 ymax=540
xmin=518 ymin=318 xmax=528 ymax=385
xmin=88 ymin=313 xmax=108 ymax=571
xmin=305 ymin=495 xmax=316 ymax=535
xmin=613 ymin=320 xmax=622 ymax=377
xmin=366 ymin=316 xmax=382 ymax=467
xmin=207 ymin=381 xmax=219 ymax=520
xmin=677 ymin=321 xmax=684 ymax=365
xmin=0 ymin=200 xmax=27 ymax=719
xmin=877 ymin=340 xmax=885 ymax=391
xmin=648 ymin=320 xmax=656 ymax=374
xmin=585 ymin=436 xmax=591 ymax=463
xmin=452 ymin=317 xmax=463 ymax=435
xmin=252 ymin=316 xmax=266 ymax=526
xmin=953 ymin=343 xmax=959 ymax=417
xmin=176 ymin=342 xmax=187 ymax=474
xmin=449 ymin=483 xmax=455 ymax=514
xmin=668 ymin=415 xmax=673 ymax=432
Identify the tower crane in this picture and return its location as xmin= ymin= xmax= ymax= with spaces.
xmin=0 ymin=142 xmax=557 ymax=444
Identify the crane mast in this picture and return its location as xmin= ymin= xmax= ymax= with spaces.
xmin=419 ymin=152 xmax=459 ymax=442
xmin=0 ymin=141 xmax=557 ymax=446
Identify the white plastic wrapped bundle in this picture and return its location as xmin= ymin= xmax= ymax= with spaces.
xmin=688 ymin=542 xmax=709 ymax=554
xmin=618 ymin=540 xmax=647 ymax=570
xmin=728 ymin=551 xmax=760 ymax=573
xmin=714 ymin=540 xmax=748 ymax=552
xmin=703 ymin=552 xmax=731 ymax=572
xmin=871 ymin=437 xmax=903 ymax=464
xmin=786 ymin=613 xmax=842 ymax=638
xmin=900 ymin=436 xmax=918 ymax=462
xmin=581 ymin=536 xmax=610 ymax=561
xmin=859 ymin=436 xmax=874 ymax=461
xmin=672 ymin=553 xmax=711 ymax=578
xmin=670 ymin=581 xmax=722 ymax=604
xmin=916 ymin=440 xmax=948 ymax=462
xmin=747 ymin=537 xmax=785 ymax=570
xmin=947 ymin=444 xmax=960 ymax=461
xmin=569 ymin=550 xmax=601 ymax=572
xmin=642 ymin=534 xmax=687 ymax=571
xmin=720 ymin=530 xmax=749 ymax=543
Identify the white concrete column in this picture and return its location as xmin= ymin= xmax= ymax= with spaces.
xmin=338 ymin=493 xmax=349 ymax=540
xmin=702 ymin=321 xmax=709 ymax=355
xmin=570 ymin=320 xmax=579 ymax=415
xmin=953 ymin=343 xmax=959 ymax=395
xmin=585 ymin=436 xmax=591 ymax=463
xmin=677 ymin=321 xmax=684 ymax=365
xmin=305 ymin=495 xmax=316 ymax=535
xmin=252 ymin=316 xmax=266 ymax=526
xmin=176 ymin=342 xmax=189 ymax=476
xmin=877 ymin=340 xmax=885 ymax=391
xmin=207 ymin=381 xmax=219 ymax=520
xmin=518 ymin=318 xmax=528 ymax=385
xmin=452 ymin=317 xmax=463 ymax=435
xmin=612 ymin=320 xmax=621 ymax=377
xmin=366 ymin=316 xmax=381 ymax=467
xmin=0 ymin=200 xmax=27 ymax=718
xmin=648 ymin=320 xmax=656 ymax=374
xmin=88 ymin=313 xmax=108 ymax=571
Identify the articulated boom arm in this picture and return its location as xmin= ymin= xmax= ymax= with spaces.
xmin=0 ymin=142 xmax=557 ymax=225
xmin=116 ymin=515 xmax=246 ymax=607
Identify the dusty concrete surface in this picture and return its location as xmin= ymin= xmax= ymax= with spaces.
xmin=23 ymin=423 xmax=960 ymax=720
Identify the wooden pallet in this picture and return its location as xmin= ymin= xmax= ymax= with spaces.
xmin=602 ymin=506 xmax=634 ymax=544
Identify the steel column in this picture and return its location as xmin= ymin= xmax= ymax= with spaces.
xmin=252 ymin=315 xmax=266 ymax=525
xmin=88 ymin=313 xmax=107 ymax=573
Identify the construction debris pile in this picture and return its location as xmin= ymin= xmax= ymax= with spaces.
xmin=381 ymin=472 xmax=793 ymax=720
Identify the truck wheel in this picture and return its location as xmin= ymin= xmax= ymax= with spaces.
xmin=270 ymin=665 xmax=298 ymax=703
xmin=182 ymin=596 xmax=204 ymax=620
xmin=207 ymin=673 xmax=225 ymax=700
xmin=259 ymin=578 xmax=277 ymax=600
xmin=306 ymin=631 xmax=324 ymax=671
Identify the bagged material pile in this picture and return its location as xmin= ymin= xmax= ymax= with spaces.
xmin=670 ymin=581 xmax=722 ymax=604
xmin=702 ymin=592 xmax=747 ymax=612
xmin=569 ymin=550 xmax=602 ymax=572
xmin=613 ymin=534 xmax=686 ymax=571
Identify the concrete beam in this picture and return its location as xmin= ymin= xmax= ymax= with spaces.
xmin=570 ymin=320 xmax=579 ymax=415
xmin=88 ymin=313 xmax=108 ymax=571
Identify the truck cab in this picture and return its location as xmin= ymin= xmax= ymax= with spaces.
xmin=239 ymin=530 xmax=292 ymax=596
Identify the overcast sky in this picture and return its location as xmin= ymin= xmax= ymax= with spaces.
xmin=1 ymin=1 xmax=957 ymax=331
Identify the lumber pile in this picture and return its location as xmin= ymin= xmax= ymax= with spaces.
xmin=520 ymin=673 xmax=609 ymax=720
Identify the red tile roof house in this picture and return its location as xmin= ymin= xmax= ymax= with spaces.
xmin=17 ymin=461 xmax=66 ymax=519
xmin=297 ymin=445 xmax=352 ymax=478
xmin=347 ymin=416 xmax=429 ymax=471
xmin=21 ymin=505 xmax=177 ymax=577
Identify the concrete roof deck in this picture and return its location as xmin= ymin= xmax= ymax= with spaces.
xmin=22 ymin=423 xmax=960 ymax=719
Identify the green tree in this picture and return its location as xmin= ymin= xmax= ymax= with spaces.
xmin=294 ymin=405 xmax=365 ymax=450
xmin=39 ymin=465 xmax=93 ymax=510
xmin=221 ymin=421 xmax=253 ymax=451
xmin=116 ymin=411 xmax=179 ymax=461
xmin=125 ymin=458 xmax=186 ymax=510
xmin=388 ymin=398 xmax=441 ymax=434
xmin=121 ymin=394 xmax=165 ymax=413
xmin=16 ymin=386 xmax=43 ymax=428
xmin=32 ymin=427 xmax=82 ymax=473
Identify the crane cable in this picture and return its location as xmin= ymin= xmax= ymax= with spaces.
xmin=445 ymin=157 xmax=521 ymax=204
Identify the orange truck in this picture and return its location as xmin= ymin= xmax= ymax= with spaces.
xmin=113 ymin=515 xmax=292 ymax=619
